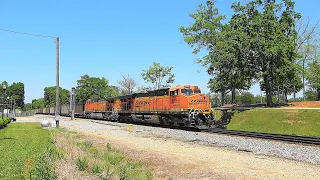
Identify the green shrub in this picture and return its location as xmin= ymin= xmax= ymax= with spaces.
xmin=0 ymin=118 xmax=3 ymax=128
xmin=146 ymin=171 xmax=153 ymax=180
xmin=305 ymin=90 xmax=318 ymax=101
xmin=92 ymin=164 xmax=102 ymax=174
xmin=0 ymin=117 xmax=10 ymax=128
xmin=104 ymin=151 xmax=124 ymax=165
xmin=30 ymin=146 xmax=57 ymax=180
xmin=99 ymin=166 xmax=114 ymax=180
xmin=119 ymin=165 xmax=129 ymax=180
xmin=3 ymin=117 xmax=9 ymax=126
xmin=76 ymin=157 xmax=88 ymax=171
xmin=106 ymin=143 xmax=111 ymax=151
xmin=236 ymin=92 xmax=255 ymax=105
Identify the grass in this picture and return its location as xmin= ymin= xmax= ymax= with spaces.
xmin=217 ymin=109 xmax=320 ymax=137
xmin=0 ymin=122 xmax=56 ymax=179
xmin=54 ymin=129 xmax=153 ymax=179
xmin=0 ymin=122 xmax=153 ymax=179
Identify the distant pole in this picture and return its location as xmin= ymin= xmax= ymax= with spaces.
xmin=260 ymin=89 xmax=263 ymax=104
xmin=2 ymin=84 xmax=7 ymax=119
xmin=13 ymin=99 xmax=16 ymax=121
xmin=71 ymin=87 xmax=75 ymax=120
xmin=1 ymin=96 xmax=3 ymax=119
xmin=55 ymin=36 xmax=60 ymax=127
xmin=6 ymin=97 xmax=9 ymax=118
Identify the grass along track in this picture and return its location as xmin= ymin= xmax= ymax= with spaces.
xmin=0 ymin=122 xmax=152 ymax=179
xmin=215 ymin=108 xmax=320 ymax=137
xmin=0 ymin=122 xmax=56 ymax=179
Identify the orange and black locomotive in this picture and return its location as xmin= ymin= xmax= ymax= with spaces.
xmin=35 ymin=85 xmax=215 ymax=129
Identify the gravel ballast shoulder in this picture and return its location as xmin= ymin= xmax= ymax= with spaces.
xmin=22 ymin=115 xmax=320 ymax=165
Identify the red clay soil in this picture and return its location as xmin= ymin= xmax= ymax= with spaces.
xmin=281 ymin=101 xmax=320 ymax=108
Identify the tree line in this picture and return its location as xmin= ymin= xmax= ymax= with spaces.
xmin=180 ymin=0 xmax=320 ymax=106
xmin=0 ymin=81 xmax=25 ymax=109
xmin=7 ymin=0 xmax=320 ymax=110
xmin=31 ymin=62 xmax=175 ymax=109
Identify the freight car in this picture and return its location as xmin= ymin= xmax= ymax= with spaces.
xmin=60 ymin=104 xmax=69 ymax=116
xmin=35 ymin=85 xmax=215 ymax=130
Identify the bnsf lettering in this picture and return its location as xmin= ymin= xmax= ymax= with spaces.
xmin=136 ymin=101 xmax=151 ymax=105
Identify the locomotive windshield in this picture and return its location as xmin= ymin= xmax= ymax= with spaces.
xmin=181 ymin=89 xmax=193 ymax=95
xmin=194 ymin=89 xmax=201 ymax=94
xmin=181 ymin=88 xmax=201 ymax=96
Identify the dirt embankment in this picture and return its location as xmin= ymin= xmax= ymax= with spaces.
xmin=281 ymin=101 xmax=320 ymax=108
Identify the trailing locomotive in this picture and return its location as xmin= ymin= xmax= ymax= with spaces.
xmin=35 ymin=85 xmax=216 ymax=129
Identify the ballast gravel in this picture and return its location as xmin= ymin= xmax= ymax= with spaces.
xmin=23 ymin=115 xmax=320 ymax=165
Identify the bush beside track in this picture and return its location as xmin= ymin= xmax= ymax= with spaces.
xmin=214 ymin=109 xmax=320 ymax=137
xmin=0 ymin=117 xmax=11 ymax=129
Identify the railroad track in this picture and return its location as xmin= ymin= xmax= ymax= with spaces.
xmin=73 ymin=116 xmax=320 ymax=146
xmin=208 ymin=128 xmax=320 ymax=145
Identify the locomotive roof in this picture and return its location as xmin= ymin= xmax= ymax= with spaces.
xmin=113 ymin=94 xmax=134 ymax=100
xmin=86 ymin=86 xmax=201 ymax=102
xmin=169 ymin=85 xmax=200 ymax=90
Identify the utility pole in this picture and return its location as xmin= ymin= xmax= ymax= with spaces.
xmin=6 ymin=97 xmax=9 ymax=118
xmin=260 ymin=90 xmax=263 ymax=104
xmin=70 ymin=87 xmax=75 ymax=120
xmin=13 ymin=99 xmax=16 ymax=121
xmin=2 ymin=84 xmax=6 ymax=119
xmin=55 ymin=37 xmax=60 ymax=127
xmin=1 ymin=97 xmax=3 ymax=119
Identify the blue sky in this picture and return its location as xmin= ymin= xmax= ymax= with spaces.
xmin=0 ymin=0 xmax=319 ymax=103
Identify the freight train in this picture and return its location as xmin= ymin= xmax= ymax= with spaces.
xmin=34 ymin=85 xmax=216 ymax=129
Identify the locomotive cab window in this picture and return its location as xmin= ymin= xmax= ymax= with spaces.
xmin=170 ymin=90 xmax=179 ymax=96
xmin=181 ymin=89 xmax=193 ymax=96
xmin=194 ymin=89 xmax=201 ymax=94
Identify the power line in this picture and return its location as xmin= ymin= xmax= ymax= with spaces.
xmin=0 ymin=28 xmax=56 ymax=39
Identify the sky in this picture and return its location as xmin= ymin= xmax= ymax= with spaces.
xmin=0 ymin=0 xmax=319 ymax=103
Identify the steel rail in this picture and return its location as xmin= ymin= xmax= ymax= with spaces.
xmin=208 ymin=128 xmax=320 ymax=145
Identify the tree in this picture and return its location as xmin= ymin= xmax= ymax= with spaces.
xmin=24 ymin=103 xmax=33 ymax=111
xmin=206 ymin=21 xmax=252 ymax=104
xmin=7 ymin=82 xmax=25 ymax=109
xmin=75 ymin=75 xmax=119 ymax=103
xmin=180 ymin=1 xmax=227 ymax=105
xmin=305 ymin=90 xmax=317 ymax=101
xmin=295 ymin=18 xmax=320 ymax=100
xmin=306 ymin=60 xmax=320 ymax=100
xmin=0 ymin=81 xmax=9 ymax=97
xmin=44 ymin=86 xmax=69 ymax=107
xmin=260 ymin=69 xmax=303 ymax=103
xmin=178 ymin=1 xmax=249 ymax=105
xmin=135 ymin=85 xmax=152 ymax=93
xmin=108 ymin=85 xmax=121 ymax=97
xmin=230 ymin=0 xmax=300 ymax=106
xmin=76 ymin=74 xmax=90 ymax=88
xmin=1 ymin=81 xmax=25 ymax=109
xmin=236 ymin=92 xmax=255 ymax=105
xmin=32 ymin=98 xmax=45 ymax=109
xmin=141 ymin=62 xmax=175 ymax=89
xmin=117 ymin=74 xmax=137 ymax=95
